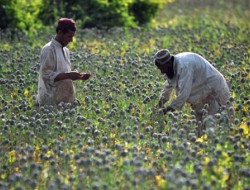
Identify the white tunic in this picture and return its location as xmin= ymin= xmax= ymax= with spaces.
xmin=36 ymin=39 xmax=75 ymax=106
xmin=159 ymin=52 xmax=230 ymax=114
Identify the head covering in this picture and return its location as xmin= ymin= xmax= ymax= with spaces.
xmin=57 ymin=18 xmax=76 ymax=32
xmin=154 ymin=49 xmax=172 ymax=65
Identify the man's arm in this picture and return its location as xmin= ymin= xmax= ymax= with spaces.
xmin=169 ymin=68 xmax=193 ymax=110
xmin=158 ymin=80 xmax=174 ymax=108
xmin=54 ymin=72 xmax=91 ymax=82
xmin=40 ymin=47 xmax=59 ymax=86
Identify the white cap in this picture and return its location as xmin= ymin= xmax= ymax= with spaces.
xmin=154 ymin=49 xmax=171 ymax=64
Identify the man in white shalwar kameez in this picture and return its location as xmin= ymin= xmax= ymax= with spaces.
xmin=154 ymin=49 xmax=232 ymax=122
xmin=36 ymin=18 xmax=91 ymax=106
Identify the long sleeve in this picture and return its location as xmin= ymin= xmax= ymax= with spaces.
xmin=40 ymin=47 xmax=60 ymax=87
xmin=169 ymin=67 xmax=193 ymax=110
xmin=159 ymin=79 xmax=174 ymax=107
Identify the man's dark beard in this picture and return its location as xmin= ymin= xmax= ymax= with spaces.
xmin=165 ymin=56 xmax=174 ymax=79
xmin=166 ymin=67 xmax=174 ymax=79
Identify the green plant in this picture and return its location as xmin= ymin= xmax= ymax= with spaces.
xmin=0 ymin=5 xmax=9 ymax=29
xmin=1 ymin=0 xmax=43 ymax=36
xmin=129 ymin=0 xmax=159 ymax=25
xmin=83 ymin=0 xmax=136 ymax=28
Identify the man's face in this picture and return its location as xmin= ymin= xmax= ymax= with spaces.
xmin=156 ymin=61 xmax=174 ymax=79
xmin=58 ymin=30 xmax=75 ymax=47
xmin=156 ymin=63 xmax=169 ymax=75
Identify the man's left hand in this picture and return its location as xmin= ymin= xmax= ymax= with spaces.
xmin=159 ymin=106 xmax=175 ymax=114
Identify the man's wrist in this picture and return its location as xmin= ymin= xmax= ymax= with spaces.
xmin=66 ymin=72 xmax=71 ymax=79
xmin=158 ymin=98 xmax=165 ymax=108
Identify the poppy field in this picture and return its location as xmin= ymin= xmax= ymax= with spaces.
xmin=0 ymin=1 xmax=249 ymax=190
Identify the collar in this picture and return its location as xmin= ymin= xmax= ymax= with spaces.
xmin=51 ymin=38 xmax=63 ymax=48
xmin=173 ymin=56 xmax=177 ymax=76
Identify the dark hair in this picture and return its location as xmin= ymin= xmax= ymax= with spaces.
xmin=56 ymin=18 xmax=76 ymax=33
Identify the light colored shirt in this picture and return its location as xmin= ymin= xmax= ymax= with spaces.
xmin=159 ymin=52 xmax=230 ymax=111
xmin=36 ymin=38 xmax=75 ymax=106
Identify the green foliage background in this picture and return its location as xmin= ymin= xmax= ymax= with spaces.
xmin=1 ymin=0 xmax=165 ymax=33
xmin=0 ymin=0 xmax=249 ymax=190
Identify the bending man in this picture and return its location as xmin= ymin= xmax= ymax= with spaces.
xmin=154 ymin=49 xmax=232 ymax=122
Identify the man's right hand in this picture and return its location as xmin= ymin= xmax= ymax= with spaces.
xmin=68 ymin=71 xmax=83 ymax=80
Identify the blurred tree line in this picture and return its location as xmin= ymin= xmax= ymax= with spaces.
xmin=175 ymin=0 xmax=249 ymax=9
xmin=1 ymin=0 xmax=248 ymax=35
xmin=0 ymin=0 xmax=170 ymax=33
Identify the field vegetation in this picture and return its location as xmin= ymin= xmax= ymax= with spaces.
xmin=0 ymin=0 xmax=249 ymax=189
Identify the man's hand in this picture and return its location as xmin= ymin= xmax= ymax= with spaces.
xmin=69 ymin=72 xmax=91 ymax=80
xmin=68 ymin=71 xmax=83 ymax=80
xmin=159 ymin=106 xmax=175 ymax=114
xmin=158 ymin=98 xmax=165 ymax=108
xmin=80 ymin=73 xmax=91 ymax=80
